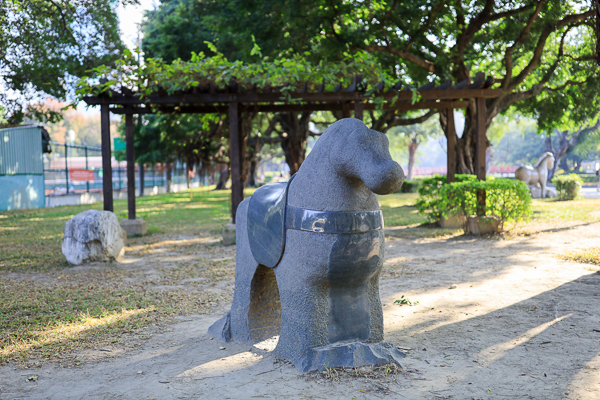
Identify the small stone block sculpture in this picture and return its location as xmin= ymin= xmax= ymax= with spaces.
xmin=209 ymin=119 xmax=406 ymax=372
xmin=62 ymin=209 xmax=125 ymax=265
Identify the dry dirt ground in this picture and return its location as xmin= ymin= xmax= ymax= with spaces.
xmin=1 ymin=221 xmax=600 ymax=400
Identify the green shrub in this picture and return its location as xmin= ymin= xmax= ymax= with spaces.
xmin=439 ymin=179 xmax=532 ymax=231
xmin=552 ymin=174 xmax=583 ymax=200
xmin=398 ymin=180 xmax=421 ymax=193
xmin=415 ymin=174 xmax=477 ymax=222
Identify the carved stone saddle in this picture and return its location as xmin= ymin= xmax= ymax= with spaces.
xmin=247 ymin=176 xmax=384 ymax=269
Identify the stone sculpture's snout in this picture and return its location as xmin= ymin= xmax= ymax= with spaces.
xmin=362 ymin=159 xmax=404 ymax=195
xmin=355 ymin=130 xmax=405 ymax=195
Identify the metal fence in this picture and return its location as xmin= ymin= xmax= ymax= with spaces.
xmin=43 ymin=142 xmax=211 ymax=196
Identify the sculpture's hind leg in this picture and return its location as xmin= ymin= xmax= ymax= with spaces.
xmin=209 ymin=199 xmax=259 ymax=343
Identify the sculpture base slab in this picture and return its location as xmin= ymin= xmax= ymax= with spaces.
xmin=120 ymin=218 xmax=147 ymax=236
xmin=439 ymin=214 xmax=465 ymax=229
xmin=529 ymin=186 xmax=558 ymax=199
xmin=467 ymin=215 xmax=501 ymax=235
xmin=222 ymin=220 xmax=236 ymax=246
xmin=294 ymin=342 xmax=405 ymax=373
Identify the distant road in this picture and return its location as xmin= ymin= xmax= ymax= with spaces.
xmin=581 ymin=187 xmax=600 ymax=199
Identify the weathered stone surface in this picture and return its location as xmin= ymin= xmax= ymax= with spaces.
xmin=530 ymin=185 xmax=557 ymax=198
xmin=467 ymin=215 xmax=501 ymax=235
xmin=295 ymin=342 xmax=405 ymax=373
xmin=120 ymin=218 xmax=147 ymax=236
xmin=62 ymin=210 xmax=124 ymax=265
xmin=222 ymin=219 xmax=236 ymax=246
xmin=439 ymin=213 xmax=466 ymax=229
xmin=210 ymin=119 xmax=405 ymax=372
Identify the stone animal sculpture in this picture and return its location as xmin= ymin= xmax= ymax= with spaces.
xmin=515 ymin=152 xmax=555 ymax=198
xmin=209 ymin=118 xmax=406 ymax=372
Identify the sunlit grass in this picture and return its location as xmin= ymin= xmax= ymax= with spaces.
xmin=0 ymin=186 xmax=242 ymax=273
xmin=0 ymin=273 xmax=226 ymax=364
xmin=560 ymin=247 xmax=600 ymax=266
xmin=378 ymin=193 xmax=427 ymax=227
xmin=530 ymin=198 xmax=600 ymax=222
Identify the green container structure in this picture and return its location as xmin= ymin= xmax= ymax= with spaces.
xmin=0 ymin=126 xmax=47 ymax=211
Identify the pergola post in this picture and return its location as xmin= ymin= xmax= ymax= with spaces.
xmin=445 ymin=109 xmax=456 ymax=183
xmin=125 ymin=112 xmax=136 ymax=220
xmin=354 ymin=101 xmax=363 ymax=121
xmin=476 ymin=97 xmax=487 ymax=215
xmin=229 ymin=101 xmax=243 ymax=223
xmin=100 ymin=104 xmax=113 ymax=212
xmin=342 ymin=102 xmax=351 ymax=118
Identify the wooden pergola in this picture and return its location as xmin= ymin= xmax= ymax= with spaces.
xmin=84 ymin=72 xmax=501 ymax=223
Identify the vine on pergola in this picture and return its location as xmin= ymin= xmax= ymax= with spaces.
xmin=74 ymin=47 xmax=422 ymax=104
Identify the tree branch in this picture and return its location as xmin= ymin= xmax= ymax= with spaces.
xmin=404 ymin=0 xmax=447 ymax=52
xmin=501 ymin=0 xmax=547 ymax=91
xmin=547 ymin=80 xmax=585 ymax=91
xmin=507 ymin=10 xmax=594 ymax=92
xmin=363 ymin=45 xmax=436 ymax=73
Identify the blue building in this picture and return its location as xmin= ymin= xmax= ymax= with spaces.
xmin=0 ymin=125 xmax=50 ymax=211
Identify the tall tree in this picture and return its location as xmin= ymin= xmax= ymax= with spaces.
xmin=544 ymin=119 xmax=600 ymax=178
xmin=315 ymin=1 xmax=599 ymax=174
xmin=142 ymin=1 xmax=599 ymax=176
xmin=0 ymin=0 xmax=136 ymax=125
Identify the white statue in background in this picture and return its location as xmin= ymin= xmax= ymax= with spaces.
xmin=514 ymin=152 xmax=556 ymax=198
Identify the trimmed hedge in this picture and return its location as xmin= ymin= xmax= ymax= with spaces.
xmin=415 ymin=174 xmax=477 ymax=222
xmin=553 ymin=174 xmax=583 ymax=200
xmin=398 ymin=180 xmax=421 ymax=193
xmin=439 ymin=179 xmax=532 ymax=231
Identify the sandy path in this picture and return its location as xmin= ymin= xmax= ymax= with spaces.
xmin=1 ymin=222 xmax=599 ymax=400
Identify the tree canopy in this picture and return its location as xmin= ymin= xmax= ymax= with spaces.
xmin=0 ymin=0 xmax=137 ymax=125
xmin=149 ymin=0 xmax=597 ymax=173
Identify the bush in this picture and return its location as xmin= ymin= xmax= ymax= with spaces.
xmin=398 ymin=180 xmax=421 ymax=193
xmin=439 ymin=179 xmax=532 ymax=231
xmin=552 ymin=174 xmax=583 ymax=200
xmin=415 ymin=174 xmax=477 ymax=222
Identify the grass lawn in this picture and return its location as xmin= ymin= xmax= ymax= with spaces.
xmin=1 ymin=187 xmax=599 ymax=366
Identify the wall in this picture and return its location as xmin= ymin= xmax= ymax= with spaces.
xmin=0 ymin=126 xmax=45 ymax=211
xmin=0 ymin=175 xmax=45 ymax=210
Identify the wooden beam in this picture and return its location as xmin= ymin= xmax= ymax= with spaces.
xmin=83 ymin=88 xmax=502 ymax=107
xmin=125 ymin=113 xmax=136 ymax=220
xmin=100 ymin=104 xmax=113 ymax=212
xmin=109 ymin=100 xmax=470 ymax=116
xmin=476 ymin=97 xmax=487 ymax=215
xmin=229 ymin=102 xmax=243 ymax=223
xmin=445 ymin=109 xmax=456 ymax=183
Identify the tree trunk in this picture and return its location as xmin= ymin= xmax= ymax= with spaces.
xmin=185 ymin=160 xmax=191 ymax=189
xmin=407 ymin=138 xmax=419 ymax=180
xmin=166 ymin=162 xmax=172 ymax=192
xmin=273 ymin=112 xmax=311 ymax=175
xmin=453 ymin=101 xmax=481 ymax=175
xmin=572 ymin=155 xmax=582 ymax=173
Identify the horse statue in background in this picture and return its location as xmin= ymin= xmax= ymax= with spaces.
xmin=515 ymin=152 xmax=555 ymax=198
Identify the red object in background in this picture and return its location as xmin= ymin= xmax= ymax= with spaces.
xmin=70 ymin=169 xmax=95 ymax=181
